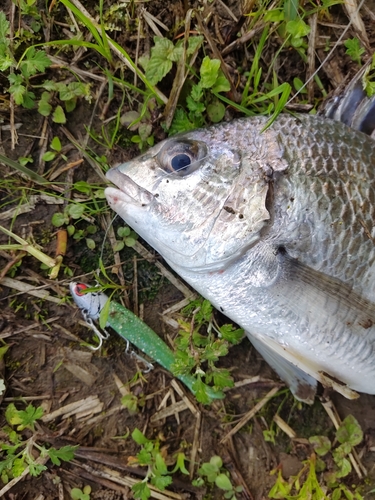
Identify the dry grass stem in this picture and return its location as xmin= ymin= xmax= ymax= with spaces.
xmin=221 ymin=386 xmax=280 ymax=443
xmin=273 ymin=414 xmax=297 ymax=439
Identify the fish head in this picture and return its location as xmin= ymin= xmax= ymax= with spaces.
xmin=105 ymin=122 xmax=281 ymax=271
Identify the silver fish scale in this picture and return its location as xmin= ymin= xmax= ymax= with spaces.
xmin=270 ymin=115 xmax=375 ymax=298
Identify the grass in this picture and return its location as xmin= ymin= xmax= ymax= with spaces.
xmin=0 ymin=0 xmax=374 ymax=498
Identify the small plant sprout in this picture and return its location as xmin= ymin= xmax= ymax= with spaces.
xmin=114 ymin=226 xmax=139 ymax=250
xmin=42 ymin=136 xmax=67 ymax=163
xmin=70 ymin=485 xmax=91 ymax=500
xmin=129 ymin=428 xmax=189 ymax=500
xmin=193 ymin=456 xmax=243 ymax=499
xmin=0 ymin=403 xmax=78 ymax=483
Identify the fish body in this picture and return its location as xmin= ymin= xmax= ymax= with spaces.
xmin=105 ymin=113 xmax=375 ymax=403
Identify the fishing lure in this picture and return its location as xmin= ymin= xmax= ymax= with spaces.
xmin=70 ymin=282 xmax=224 ymax=401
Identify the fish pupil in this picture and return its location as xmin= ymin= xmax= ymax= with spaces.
xmin=171 ymin=153 xmax=191 ymax=171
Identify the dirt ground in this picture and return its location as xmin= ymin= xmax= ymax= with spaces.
xmin=1 ymin=0 xmax=375 ymax=499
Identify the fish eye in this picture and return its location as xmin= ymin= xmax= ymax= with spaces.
xmin=157 ymin=139 xmax=207 ymax=176
xmin=171 ymin=154 xmax=191 ymax=171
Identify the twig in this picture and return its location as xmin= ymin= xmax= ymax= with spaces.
xmin=220 ymin=386 xmax=280 ymax=443
xmin=189 ymin=411 xmax=201 ymax=479
xmin=307 ymin=13 xmax=318 ymax=102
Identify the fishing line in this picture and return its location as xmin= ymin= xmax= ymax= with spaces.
xmin=287 ymin=0 xmax=367 ymax=105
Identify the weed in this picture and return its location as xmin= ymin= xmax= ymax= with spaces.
xmin=344 ymin=38 xmax=365 ymax=66
xmin=70 ymin=485 xmax=91 ymax=500
xmin=171 ymin=298 xmax=244 ymax=404
xmin=0 ymin=403 xmax=77 ymax=483
xmin=129 ymin=428 xmax=189 ymax=499
xmin=193 ymin=455 xmax=243 ymax=499
xmin=268 ymin=414 xmax=365 ymax=499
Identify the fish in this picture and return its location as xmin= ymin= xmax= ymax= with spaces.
xmin=104 ymin=78 xmax=375 ymax=404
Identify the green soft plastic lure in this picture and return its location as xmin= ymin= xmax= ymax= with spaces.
xmin=70 ymin=282 xmax=224 ymax=401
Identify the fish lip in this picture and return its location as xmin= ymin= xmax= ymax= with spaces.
xmin=106 ymin=168 xmax=154 ymax=206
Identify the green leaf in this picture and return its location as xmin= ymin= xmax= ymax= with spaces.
xmin=132 ymin=428 xmax=150 ymax=445
xmin=20 ymin=47 xmax=51 ymax=78
xmin=12 ymin=457 xmax=26 ymax=477
xmin=50 ymin=136 xmax=62 ymax=152
xmin=187 ymin=35 xmax=203 ymax=55
xmin=16 ymin=404 xmax=43 ymax=430
xmin=286 ymin=19 xmax=310 ymax=40
xmin=0 ymin=51 xmax=13 ymax=71
xmin=42 ymin=80 xmax=58 ymax=91
xmin=121 ymin=394 xmax=138 ymax=414
xmin=124 ymin=236 xmax=136 ymax=247
xmin=200 ymin=56 xmax=220 ymax=89
xmin=58 ymin=81 xmax=89 ymax=101
xmin=152 ymin=475 xmax=172 ymax=490
xmin=71 ymin=487 xmax=85 ymax=500
xmin=171 ymin=452 xmax=189 ymax=475
xmin=208 ymin=455 xmax=222 ymax=469
xmin=219 ymin=324 xmax=244 ymax=344
xmin=38 ymin=97 xmax=52 ymax=116
xmin=145 ymin=36 xmax=182 ymax=85
xmin=0 ymin=344 xmax=9 ymax=360
xmin=5 ymin=403 xmax=23 ymax=427
xmin=293 ymin=77 xmax=307 ymax=93
xmin=207 ymin=101 xmax=226 ymax=123
xmin=192 ymin=377 xmax=212 ymax=404
xmin=190 ymin=84 xmax=204 ymax=102
xmin=215 ymin=473 xmax=233 ymax=491
xmin=118 ymin=226 xmax=131 ymax=237
xmin=73 ymin=180 xmax=91 ymax=193
xmin=86 ymin=225 xmax=97 ymax=235
xmin=132 ymin=481 xmax=151 ymax=500
xmin=309 ymin=435 xmax=332 ymax=456
xmin=29 ymin=462 xmax=47 ymax=476
xmin=48 ymin=445 xmax=78 ymax=465
xmin=187 ymin=95 xmax=205 ymax=114
xmin=64 ymin=98 xmax=77 ymax=113
xmin=336 ymin=415 xmax=363 ymax=447
xmin=22 ymin=90 xmax=36 ymax=109
xmin=169 ymin=108 xmax=196 ymax=135
xmin=42 ymin=151 xmax=56 ymax=162
xmin=52 ymin=105 xmax=66 ymax=123
xmin=51 ymin=212 xmax=69 ymax=227
xmin=211 ymin=72 xmax=231 ymax=93
xmin=8 ymin=77 xmax=27 ymax=106
xmin=344 ymin=37 xmax=365 ymax=65
xmin=154 ymin=452 xmax=168 ymax=475
xmin=137 ymin=448 xmax=152 ymax=466
xmin=113 ymin=240 xmax=125 ymax=252
xmin=67 ymin=203 xmax=85 ymax=219
xmin=0 ymin=11 xmax=10 ymax=41
xmin=85 ymin=238 xmax=95 ymax=250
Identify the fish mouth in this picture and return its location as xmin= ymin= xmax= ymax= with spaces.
xmin=106 ymin=168 xmax=154 ymax=206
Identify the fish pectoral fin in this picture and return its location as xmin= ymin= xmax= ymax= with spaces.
xmin=278 ymin=251 xmax=375 ymax=330
xmin=248 ymin=333 xmax=317 ymax=404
